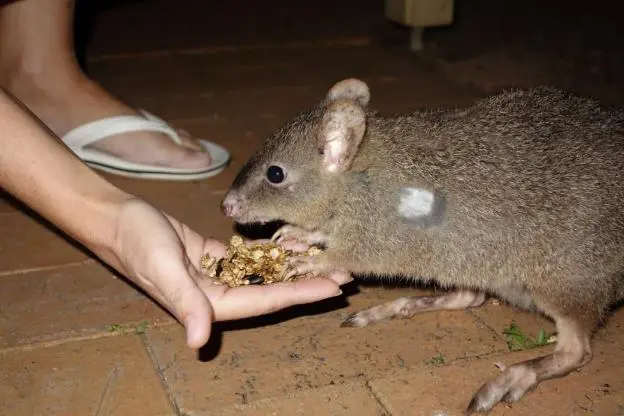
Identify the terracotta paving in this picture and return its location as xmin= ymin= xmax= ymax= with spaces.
xmin=1 ymin=1 xmax=623 ymax=415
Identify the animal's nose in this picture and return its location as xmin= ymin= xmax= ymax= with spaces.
xmin=220 ymin=193 xmax=241 ymax=218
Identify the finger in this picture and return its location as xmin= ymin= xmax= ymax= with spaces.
xmin=198 ymin=277 xmax=343 ymax=322
xmin=174 ymin=282 xmax=214 ymax=349
xmin=148 ymin=287 xmax=210 ymax=349
xmin=163 ymin=214 xmax=226 ymax=263
xmin=153 ymin=257 xmax=216 ymax=348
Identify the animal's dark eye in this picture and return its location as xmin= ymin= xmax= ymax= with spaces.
xmin=266 ymin=165 xmax=285 ymax=184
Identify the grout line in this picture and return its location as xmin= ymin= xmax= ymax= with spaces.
xmin=87 ymin=36 xmax=373 ymax=63
xmin=139 ymin=331 xmax=183 ymax=416
xmin=202 ymin=189 xmax=228 ymax=196
xmin=178 ymin=37 xmax=372 ymax=56
xmin=467 ymin=306 xmax=507 ymax=344
xmin=93 ymin=364 xmax=123 ymax=416
xmin=0 ymin=320 xmax=177 ymax=356
xmin=0 ymin=332 xmax=122 ymax=355
xmin=0 ymin=211 xmax=20 ymax=217
xmin=365 ymin=380 xmax=394 ymax=416
xmin=0 ymin=259 xmax=93 ymax=277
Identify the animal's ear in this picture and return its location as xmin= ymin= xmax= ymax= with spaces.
xmin=325 ymin=78 xmax=370 ymax=107
xmin=318 ymin=99 xmax=366 ymax=173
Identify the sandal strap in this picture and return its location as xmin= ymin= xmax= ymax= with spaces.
xmin=61 ymin=112 xmax=182 ymax=149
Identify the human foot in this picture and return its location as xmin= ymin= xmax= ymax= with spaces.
xmin=4 ymin=72 xmax=214 ymax=170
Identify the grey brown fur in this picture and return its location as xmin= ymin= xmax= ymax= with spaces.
xmin=221 ymin=79 xmax=624 ymax=413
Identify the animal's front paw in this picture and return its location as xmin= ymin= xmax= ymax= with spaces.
xmin=466 ymin=364 xmax=538 ymax=414
xmin=281 ymin=255 xmax=326 ymax=281
xmin=271 ymin=225 xmax=328 ymax=246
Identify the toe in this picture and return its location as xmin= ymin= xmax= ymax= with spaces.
xmin=340 ymin=312 xmax=369 ymax=328
xmin=165 ymin=144 xmax=213 ymax=169
xmin=175 ymin=128 xmax=205 ymax=151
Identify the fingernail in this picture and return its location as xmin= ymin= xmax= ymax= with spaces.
xmin=334 ymin=289 xmax=343 ymax=296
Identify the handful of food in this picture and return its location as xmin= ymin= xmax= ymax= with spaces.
xmin=200 ymin=235 xmax=321 ymax=288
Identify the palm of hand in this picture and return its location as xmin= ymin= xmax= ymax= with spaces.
xmin=110 ymin=198 xmax=351 ymax=348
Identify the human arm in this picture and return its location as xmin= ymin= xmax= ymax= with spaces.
xmin=0 ymin=89 xmax=351 ymax=348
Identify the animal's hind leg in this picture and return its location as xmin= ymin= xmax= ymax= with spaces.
xmin=341 ymin=290 xmax=487 ymax=328
xmin=466 ymin=313 xmax=595 ymax=414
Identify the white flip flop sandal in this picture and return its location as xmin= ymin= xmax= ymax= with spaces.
xmin=61 ymin=110 xmax=231 ymax=181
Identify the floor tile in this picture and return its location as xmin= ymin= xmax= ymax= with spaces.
xmin=144 ymin=285 xmax=499 ymax=413
xmin=0 ymin=262 xmax=173 ymax=349
xmin=0 ymin=211 xmax=87 ymax=275
xmin=88 ymin=44 xmax=441 ymax=99
xmin=91 ymin=56 xmax=480 ymax=123
xmin=88 ymin=0 xmax=384 ymax=56
xmin=218 ymin=381 xmax=388 ymax=416
xmin=369 ymin=309 xmax=624 ymax=416
xmin=104 ymin=84 xmax=320 ymax=123
xmin=0 ymin=335 xmax=175 ymax=416
xmin=0 ymin=192 xmax=21 ymax=215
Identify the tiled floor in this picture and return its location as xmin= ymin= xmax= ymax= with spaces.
xmin=1 ymin=0 xmax=623 ymax=415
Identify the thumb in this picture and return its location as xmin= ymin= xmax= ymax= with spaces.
xmin=154 ymin=260 xmax=215 ymax=349
xmin=178 ymin=285 xmax=214 ymax=349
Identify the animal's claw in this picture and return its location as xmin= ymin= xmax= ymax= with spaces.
xmin=280 ymin=256 xmax=321 ymax=281
xmin=271 ymin=225 xmax=328 ymax=246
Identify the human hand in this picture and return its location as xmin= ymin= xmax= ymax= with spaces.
xmin=102 ymin=198 xmax=351 ymax=349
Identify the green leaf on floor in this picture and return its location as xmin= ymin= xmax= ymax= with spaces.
xmin=134 ymin=320 xmax=149 ymax=334
xmin=503 ymin=322 xmax=556 ymax=351
xmin=426 ymin=353 xmax=446 ymax=366
xmin=107 ymin=323 xmax=125 ymax=334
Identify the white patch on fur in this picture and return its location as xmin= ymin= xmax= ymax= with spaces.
xmin=397 ymin=187 xmax=435 ymax=219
